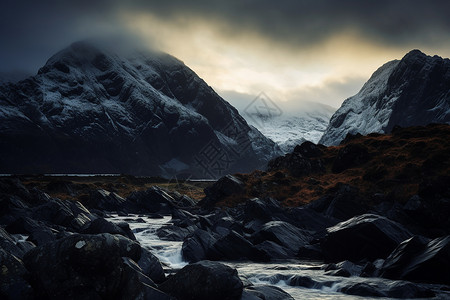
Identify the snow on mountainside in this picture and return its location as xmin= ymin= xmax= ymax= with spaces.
xmin=320 ymin=50 xmax=450 ymax=146
xmin=244 ymin=101 xmax=335 ymax=153
xmin=0 ymin=41 xmax=280 ymax=177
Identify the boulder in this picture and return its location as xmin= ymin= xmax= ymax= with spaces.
xmin=307 ymin=184 xmax=369 ymax=221
xmin=158 ymin=260 xmax=243 ymax=300
xmin=241 ymin=285 xmax=294 ymax=300
xmin=127 ymin=187 xmax=176 ymax=214
xmin=82 ymin=217 xmax=136 ymax=240
xmin=380 ymin=235 xmax=450 ymax=284
xmin=0 ymin=249 xmax=34 ymax=300
xmin=201 ymin=175 xmax=245 ymax=207
xmin=321 ymin=214 xmax=412 ymax=262
xmin=23 ymin=233 xmax=144 ymax=299
xmin=182 ymin=229 xmax=218 ymax=263
xmin=251 ymin=221 xmax=312 ymax=257
xmin=86 ymin=189 xmax=127 ymax=212
xmin=138 ymin=247 xmax=165 ymax=284
xmin=208 ymin=230 xmax=268 ymax=262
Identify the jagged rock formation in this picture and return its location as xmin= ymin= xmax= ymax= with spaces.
xmin=320 ymin=50 xmax=450 ymax=146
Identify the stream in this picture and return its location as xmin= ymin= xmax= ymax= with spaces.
xmin=107 ymin=214 xmax=450 ymax=300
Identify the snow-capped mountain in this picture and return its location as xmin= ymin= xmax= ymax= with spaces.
xmin=0 ymin=42 xmax=280 ymax=177
xmin=320 ymin=50 xmax=450 ymax=146
xmin=244 ymin=100 xmax=335 ymax=153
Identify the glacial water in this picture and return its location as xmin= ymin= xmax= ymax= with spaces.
xmin=108 ymin=214 xmax=450 ymax=300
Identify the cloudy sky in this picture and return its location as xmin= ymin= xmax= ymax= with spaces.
xmin=1 ymin=0 xmax=450 ymax=108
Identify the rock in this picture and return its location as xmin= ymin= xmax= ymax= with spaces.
xmin=287 ymin=207 xmax=338 ymax=232
xmin=332 ymin=143 xmax=371 ymax=173
xmin=323 ymin=261 xmax=362 ymax=277
xmin=23 ymin=233 xmax=142 ymax=299
xmin=241 ymin=285 xmax=294 ymax=300
xmin=182 ymin=229 xmax=218 ymax=263
xmin=293 ymin=141 xmax=324 ymax=158
xmin=380 ymin=235 xmax=450 ymax=285
xmin=267 ymin=151 xmax=324 ymax=178
xmin=241 ymin=198 xmax=284 ymax=224
xmin=251 ymin=221 xmax=311 ymax=257
xmin=307 ymin=184 xmax=369 ymax=221
xmin=321 ymin=214 xmax=412 ymax=262
xmin=127 ymin=187 xmax=176 ymax=214
xmin=0 ymin=227 xmax=26 ymax=258
xmin=156 ymin=225 xmax=195 ymax=241
xmin=120 ymin=257 xmax=172 ymax=300
xmin=158 ymin=260 xmax=243 ymax=300
xmin=385 ymin=282 xmax=435 ymax=299
xmin=32 ymin=197 xmax=76 ymax=229
xmin=255 ymin=240 xmax=290 ymax=260
xmin=86 ymin=189 xmax=127 ymax=212
xmin=138 ymin=247 xmax=165 ymax=284
xmin=340 ymin=282 xmax=386 ymax=297
xmin=201 ymin=175 xmax=245 ymax=207
xmin=208 ymin=230 xmax=268 ymax=262
xmin=6 ymin=217 xmax=57 ymax=246
xmin=83 ymin=217 xmax=136 ymax=240
xmin=0 ymin=249 xmax=34 ymax=300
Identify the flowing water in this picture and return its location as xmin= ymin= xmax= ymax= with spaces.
xmin=108 ymin=214 xmax=450 ymax=300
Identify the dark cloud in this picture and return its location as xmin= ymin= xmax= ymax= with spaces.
xmin=1 ymin=0 xmax=449 ymax=73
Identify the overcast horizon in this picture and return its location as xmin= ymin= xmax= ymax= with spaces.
xmin=1 ymin=1 xmax=450 ymax=108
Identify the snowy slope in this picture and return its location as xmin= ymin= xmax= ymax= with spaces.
xmin=320 ymin=50 xmax=450 ymax=146
xmin=0 ymin=42 xmax=280 ymax=177
xmin=244 ymin=101 xmax=335 ymax=153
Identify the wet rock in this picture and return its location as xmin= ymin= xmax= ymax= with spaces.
xmin=380 ymin=235 xmax=450 ymax=285
xmin=321 ymin=214 xmax=412 ymax=262
xmin=340 ymin=282 xmax=386 ymax=297
xmin=182 ymin=229 xmax=218 ymax=263
xmin=0 ymin=249 xmax=34 ymax=300
xmin=23 ymin=233 xmax=142 ymax=299
xmin=288 ymin=275 xmax=317 ymax=288
xmin=241 ymin=285 xmax=294 ymax=300
xmin=120 ymin=257 xmax=172 ymax=300
xmin=323 ymin=260 xmax=363 ymax=277
xmin=138 ymin=247 xmax=165 ymax=284
xmin=159 ymin=260 xmax=243 ymax=300
xmin=156 ymin=224 xmax=195 ymax=241
xmin=251 ymin=221 xmax=311 ymax=257
xmin=82 ymin=217 xmax=136 ymax=240
xmin=209 ymin=230 xmax=268 ymax=262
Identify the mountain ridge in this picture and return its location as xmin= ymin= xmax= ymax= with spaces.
xmin=320 ymin=50 xmax=450 ymax=146
xmin=0 ymin=41 xmax=280 ymax=177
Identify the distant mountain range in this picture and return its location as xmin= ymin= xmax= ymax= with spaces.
xmin=320 ymin=50 xmax=450 ymax=146
xmin=0 ymin=42 xmax=280 ymax=177
xmin=243 ymin=99 xmax=335 ymax=153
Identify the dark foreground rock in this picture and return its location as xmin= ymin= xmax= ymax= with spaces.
xmin=159 ymin=260 xmax=243 ymax=300
xmin=241 ymin=285 xmax=294 ymax=300
xmin=22 ymin=233 xmax=170 ymax=299
xmin=380 ymin=235 xmax=450 ymax=285
xmin=321 ymin=214 xmax=412 ymax=262
xmin=0 ymin=249 xmax=34 ymax=300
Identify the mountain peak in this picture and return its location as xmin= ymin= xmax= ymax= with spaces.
xmin=320 ymin=50 xmax=450 ymax=146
